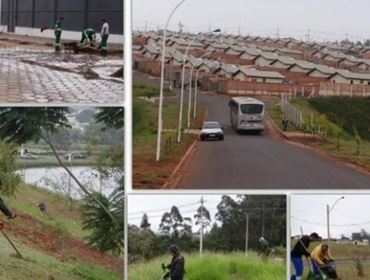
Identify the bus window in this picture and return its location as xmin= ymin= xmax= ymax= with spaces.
xmin=240 ymin=104 xmax=263 ymax=114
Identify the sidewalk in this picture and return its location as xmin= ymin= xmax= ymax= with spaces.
xmin=0 ymin=33 xmax=123 ymax=104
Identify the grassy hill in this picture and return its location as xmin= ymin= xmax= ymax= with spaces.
xmin=307 ymin=97 xmax=370 ymax=141
xmin=129 ymin=252 xmax=286 ymax=280
xmin=0 ymin=183 xmax=122 ymax=280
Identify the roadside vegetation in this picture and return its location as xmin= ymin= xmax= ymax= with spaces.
xmin=129 ymin=252 xmax=286 ymax=280
xmin=133 ymin=83 xmax=206 ymax=188
xmin=268 ymin=96 xmax=370 ymax=171
xmin=129 ymin=195 xmax=286 ymax=279
xmin=0 ymin=107 xmax=124 ymax=279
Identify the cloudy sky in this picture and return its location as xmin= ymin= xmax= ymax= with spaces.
xmin=134 ymin=0 xmax=369 ymax=42
xmin=291 ymin=194 xmax=370 ymax=239
xmin=128 ymin=194 xmax=228 ymax=232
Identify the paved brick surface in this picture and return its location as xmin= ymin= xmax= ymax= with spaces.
xmin=0 ymin=39 xmax=123 ymax=104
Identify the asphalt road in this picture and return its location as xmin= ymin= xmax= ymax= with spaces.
xmin=177 ymin=92 xmax=370 ymax=189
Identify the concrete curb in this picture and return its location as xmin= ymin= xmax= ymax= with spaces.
xmin=162 ymin=139 xmax=199 ymax=189
xmin=162 ymin=108 xmax=208 ymax=189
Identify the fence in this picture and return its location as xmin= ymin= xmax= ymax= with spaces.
xmin=318 ymin=82 xmax=370 ymax=97
xmin=0 ymin=0 xmax=123 ymax=34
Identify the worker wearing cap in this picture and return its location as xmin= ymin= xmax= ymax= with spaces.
xmin=165 ymin=244 xmax=185 ymax=280
xmin=310 ymin=244 xmax=334 ymax=276
xmin=78 ymin=28 xmax=96 ymax=47
xmin=0 ymin=178 xmax=16 ymax=230
xmin=291 ymin=232 xmax=321 ymax=280
xmin=98 ymin=19 xmax=110 ymax=55
xmin=54 ymin=17 xmax=64 ymax=52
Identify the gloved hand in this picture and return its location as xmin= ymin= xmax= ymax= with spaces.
xmin=8 ymin=213 xmax=17 ymax=220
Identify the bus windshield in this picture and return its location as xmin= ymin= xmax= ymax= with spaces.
xmin=240 ymin=104 xmax=263 ymax=114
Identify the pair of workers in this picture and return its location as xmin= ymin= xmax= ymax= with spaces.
xmin=54 ymin=17 xmax=109 ymax=54
xmin=291 ymin=233 xmax=335 ymax=280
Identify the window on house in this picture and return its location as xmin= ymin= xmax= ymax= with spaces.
xmin=350 ymin=80 xmax=354 ymax=84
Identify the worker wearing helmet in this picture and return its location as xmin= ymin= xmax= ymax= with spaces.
xmin=165 ymin=244 xmax=185 ymax=280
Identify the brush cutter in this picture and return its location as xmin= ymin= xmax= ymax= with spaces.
xmin=161 ymin=263 xmax=170 ymax=280
xmin=1 ymin=229 xmax=23 ymax=259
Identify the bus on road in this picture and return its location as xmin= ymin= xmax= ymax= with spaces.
xmin=229 ymin=97 xmax=265 ymax=133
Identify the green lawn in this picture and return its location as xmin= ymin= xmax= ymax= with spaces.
xmin=129 ymin=252 xmax=286 ymax=280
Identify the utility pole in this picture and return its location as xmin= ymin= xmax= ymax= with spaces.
xmin=245 ymin=213 xmax=249 ymax=254
xmin=327 ymin=204 xmax=330 ymax=244
xmin=199 ymin=196 xmax=204 ymax=255
xmin=261 ymin=197 xmax=265 ymax=237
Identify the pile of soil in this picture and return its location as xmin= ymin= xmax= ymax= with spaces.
xmin=111 ymin=67 xmax=123 ymax=78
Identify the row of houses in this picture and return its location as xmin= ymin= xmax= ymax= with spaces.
xmin=135 ymin=45 xmax=370 ymax=85
xmin=133 ymin=31 xmax=370 ymax=95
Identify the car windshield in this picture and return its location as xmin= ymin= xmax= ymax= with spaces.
xmin=203 ymin=123 xmax=220 ymax=129
xmin=240 ymin=104 xmax=263 ymax=114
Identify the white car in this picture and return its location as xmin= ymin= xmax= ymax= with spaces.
xmin=200 ymin=121 xmax=224 ymax=141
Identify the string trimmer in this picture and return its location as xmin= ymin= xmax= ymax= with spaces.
xmin=1 ymin=229 xmax=23 ymax=259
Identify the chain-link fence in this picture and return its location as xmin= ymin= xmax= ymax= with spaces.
xmin=1 ymin=0 xmax=123 ymax=34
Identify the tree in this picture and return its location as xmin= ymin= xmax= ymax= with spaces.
xmin=95 ymin=107 xmax=124 ymax=130
xmin=159 ymin=212 xmax=172 ymax=235
xmin=140 ymin=213 xmax=151 ymax=230
xmin=0 ymin=108 xmax=116 ymax=223
xmin=0 ymin=141 xmax=21 ymax=196
xmin=194 ymin=205 xmax=211 ymax=233
xmin=128 ymin=225 xmax=156 ymax=263
xmin=80 ymin=183 xmax=124 ymax=256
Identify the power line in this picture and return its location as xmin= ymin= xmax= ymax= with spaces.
xmin=292 ymin=216 xmax=370 ymax=228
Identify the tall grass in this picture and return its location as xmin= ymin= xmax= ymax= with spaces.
xmin=129 ymin=252 xmax=286 ymax=280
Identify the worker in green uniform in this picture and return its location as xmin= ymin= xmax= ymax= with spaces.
xmin=98 ymin=19 xmax=110 ymax=55
xmin=78 ymin=28 xmax=96 ymax=47
xmin=54 ymin=17 xmax=64 ymax=52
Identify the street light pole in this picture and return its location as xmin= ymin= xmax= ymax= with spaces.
xmin=187 ymin=66 xmax=194 ymax=128
xmin=177 ymin=30 xmax=220 ymax=142
xmin=177 ymin=34 xmax=200 ymax=143
xmin=156 ymin=0 xmax=187 ymax=162
xmin=326 ymin=196 xmax=345 ymax=243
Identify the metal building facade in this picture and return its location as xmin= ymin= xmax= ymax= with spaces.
xmin=0 ymin=0 xmax=123 ymax=34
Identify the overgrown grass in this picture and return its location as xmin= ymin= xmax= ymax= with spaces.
xmin=129 ymin=252 xmax=286 ymax=280
xmin=307 ymin=97 xmax=370 ymax=141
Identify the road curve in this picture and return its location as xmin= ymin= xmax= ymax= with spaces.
xmin=177 ymin=92 xmax=370 ymax=189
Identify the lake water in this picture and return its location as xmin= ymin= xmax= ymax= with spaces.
xmin=19 ymin=166 xmax=118 ymax=199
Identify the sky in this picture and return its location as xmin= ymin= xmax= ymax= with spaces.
xmin=291 ymin=194 xmax=370 ymax=239
xmin=128 ymin=194 xmax=237 ymax=232
xmin=133 ymin=0 xmax=369 ymax=42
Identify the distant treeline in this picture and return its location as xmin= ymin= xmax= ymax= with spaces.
xmin=128 ymin=195 xmax=286 ymax=263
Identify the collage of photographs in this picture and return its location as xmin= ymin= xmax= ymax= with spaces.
xmin=0 ymin=0 xmax=370 ymax=279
